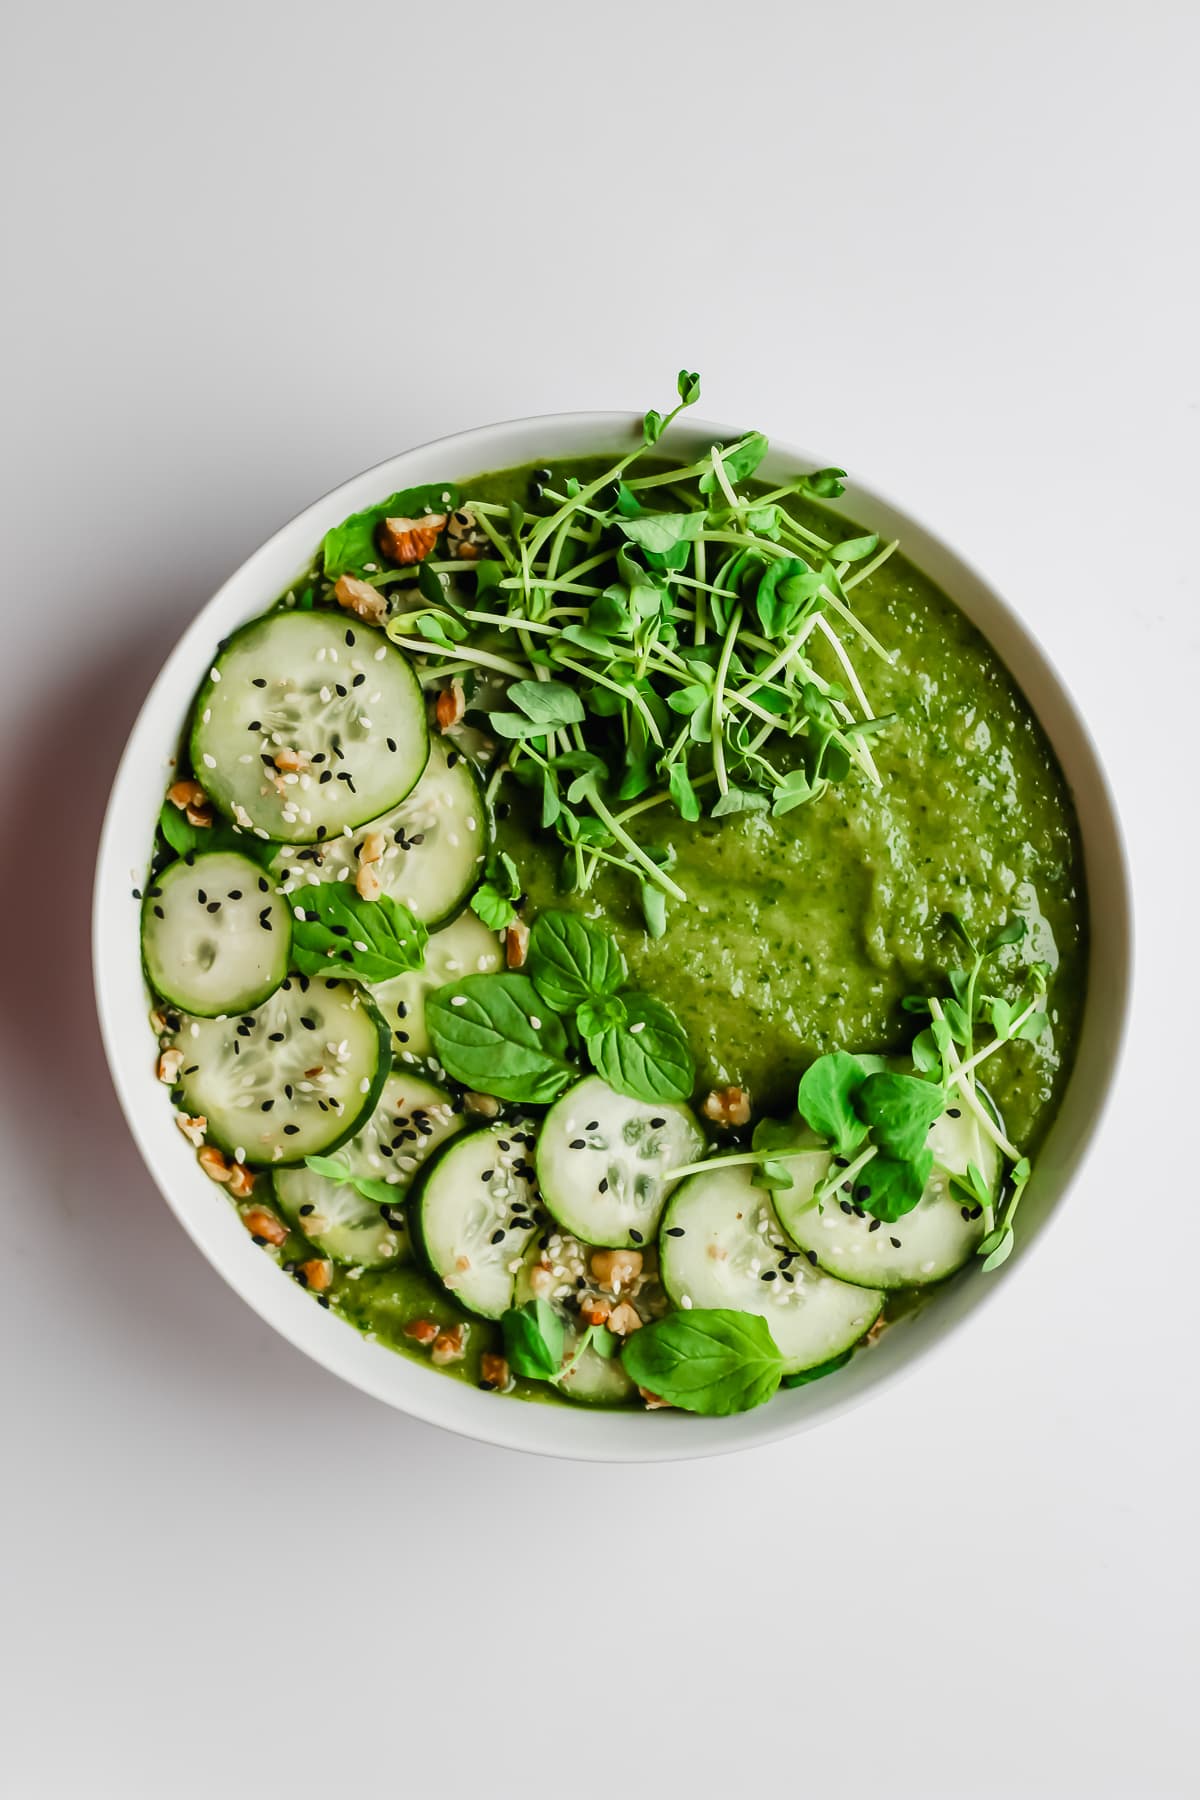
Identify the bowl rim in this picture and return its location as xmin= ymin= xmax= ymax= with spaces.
xmin=93 ymin=409 xmax=1132 ymax=1463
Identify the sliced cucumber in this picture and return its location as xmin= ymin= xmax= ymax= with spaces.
xmin=512 ymin=1230 xmax=668 ymax=1406
xmin=273 ymin=739 xmax=488 ymax=926
xmin=191 ymin=611 xmax=428 ymax=844
xmin=770 ymin=1109 xmax=1000 ymax=1289
xmin=273 ymin=1072 xmax=463 ymax=1267
xmin=659 ymin=1164 xmax=881 ymax=1376
xmin=536 ymin=1076 xmax=704 ymax=1250
xmin=410 ymin=1122 xmax=542 ymax=1318
xmin=141 ymin=851 xmax=290 ymax=1017
xmin=370 ymin=908 xmax=503 ymax=1060
xmin=175 ymin=976 xmax=389 ymax=1163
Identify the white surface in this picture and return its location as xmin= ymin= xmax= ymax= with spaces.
xmin=1 ymin=1 xmax=1195 ymax=1794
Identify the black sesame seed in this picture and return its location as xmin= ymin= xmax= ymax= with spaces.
xmin=334 ymin=683 xmax=347 ymax=697
xmin=319 ymin=770 xmax=333 ymax=784
xmin=481 ymin=1169 xmax=493 ymax=1182
xmin=131 ymin=886 xmax=142 ymax=900
xmin=446 ymin=751 xmax=460 ymax=767
xmin=760 ymin=1270 xmax=777 ymax=1281
xmin=316 ymin=825 xmax=327 ymax=839
xmin=869 ymin=1217 xmax=881 ymax=1233
xmin=839 ymin=1200 xmax=853 ymax=1214
xmin=598 ymin=1177 xmax=609 ymax=1193
xmin=260 ymin=1100 xmax=274 ymax=1112
xmin=258 ymin=877 xmax=269 ymax=892
xmin=153 ymin=905 xmax=164 ymax=918
xmin=630 ymin=1229 xmax=644 ymax=1244
xmin=352 ymin=672 xmax=365 ymax=687
xmin=569 ymin=1138 xmax=586 ymax=1150
xmin=247 ymin=720 xmax=261 ymax=732
xmin=251 ymin=1234 xmax=267 ymax=1246
xmin=947 ymin=1107 xmax=961 ymax=1119
xmin=284 ymin=1124 xmax=300 ymax=1135
xmin=665 ymin=1226 xmax=685 ymax=1237
xmin=890 ymin=1236 xmax=901 ymax=1249
xmin=197 ymin=889 xmax=208 ymax=903
xmin=490 ymin=1228 xmax=505 ymax=1245
xmin=228 ymin=889 xmax=243 ymax=900
xmin=300 ymin=1016 xmax=317 ymax=1030
xmin=206 ymin=901 xmax=220 ymax=914
xmin=395 ymin=1031 xmax=410 ymax=1044
xmin=268 ymin=1031 xmax=285 ymax=1042
xmin=284 ymin=1085 xmax=293 ymax=1099
xmin=252 ymin=677 xmax=267 ymax=688
xmin=497 ymin=1139 xmax=510 ymax=1151
xmin=805 ymin=1250 xmax=818 ymax=1265
xmin=317 ymin=1295 xmax=330 ymax=1308
xmin=386 ymin=737 xmax=397 ymax=752
xmin=649 ymin=1117 xmax=666 ymax=1129
xmin=344 ymin=629 xmax=355 ymax=646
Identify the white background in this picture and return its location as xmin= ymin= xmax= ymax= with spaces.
xmin=2 ymin=3 xmax=1195 ymax=1795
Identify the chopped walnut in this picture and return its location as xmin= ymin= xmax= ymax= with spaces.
xmin=865 ymin=1314 xmax=888 ymax=1346
xmin=702 ymin=1085 xmax=752 ymax=1128
xmin=639 ymin=1387 xmax=673 ymax=1410
xmin=240 ymin=1205 xmax=287 ymax=1246
xmin=608 ymin=1302 xmax=642 ymax=1337
xmin=298 ymin=1257 xmax=332 ymax=1293
xmin=355 ymin=859 xmax=383 ymax=903
xmin=273 ymin=747 xmax=307 ymax=774
xmin=198 ymin=1144 xmax=232 ymax=1183
xmin=157 ymin=1047 xmax=183 ymax=1085
xmin=175 ymin=1112 xmax=207 ymax=1148
xmin=589 ymin=1248 xmax=643 ymax=1291
xmin=434 ymin=678 xmax=466 ymax=732
xmin=578 ymin=1293 xmax=612 ymax=1327
xmin=379 ymin=513 xmax=447 ymax=564
xmin=505 ymin=921 xmax=529 ymax=969
xmin=480 ymin=1353 xmax=510 ymax=1391
xmin=166 ymin=778 xmax=213 ymax=828
xmin=227 ymin=1163 xmax=257 ymax=1200
xmin=529 ymin=1262 xmax=555 ymax=1300
xmin=464 ymin=1091 xmax=500 ymax=1118
xmin=403 ymin=1317 xmax=440 ymax=1346
xmin=431 ymin=1323 xmax=468 ymax=1366
xmin=334 ymin=573 xmax=388 ymax=627
xmin=359 ymin=830 xmax=387 ymax=865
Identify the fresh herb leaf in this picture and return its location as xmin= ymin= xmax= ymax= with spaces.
xmin=501 ymin=1300 xmax=565 ymax=1380
xmin=617 ymin=512 xmax=706 ymax=555
xmin=576 ymin=993 xmax=627 ymax=1036
xmin=621 ymin=1309 xmax=782 ymax=1415
xmin=526 ymin=910 xmax=628 ymax=1012
xmin=291 ymin=886 xmax=427 ymax=983
xmin=857 ymin=1150 xmax=932 ymax=1222
xmin=854 ymin=1071 xmax=944 ymax=1162
xmin=506 ymin=679 xmax=586 ymax=728
xmin=469 ymin=884 xmax=519 ymax=930
xmin=796 ymin=1052 xmax=869 ymax=1158
xmin=584 ymin=992 xmax=694 ymax=1104
xmin=710 ymin=785 xmax=769 ymax=818
xmin=640 ymin=882 xmax=668 ymax=939
xmin=829 ymin=533 xmax=879 ymax=563
xmin=697 ymin=432 xmax=769 ymax=494
xmin=302 ymin=1155 xmax=399 ymax=1209
xmin=426 ymin=973 xmax=574 ymax=1103
xmin=322 ymin=483 xmax=459 ymax=578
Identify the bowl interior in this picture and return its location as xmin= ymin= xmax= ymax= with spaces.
xmin=93 ymin=413 xmax=1130 ymax=1462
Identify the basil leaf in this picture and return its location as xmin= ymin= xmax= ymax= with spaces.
xmin=781 ymin=1348 xmax=853 ymax=1388
xmin=856 ymin=1150 xmax=932 ymax=1222
xmin=157 ymin=803 xmax=274 ymax=867
xmin=501 ymin=1300 xmax=564 ymax=1380
xmin=291 ymin=885 xmax=427 ymax=984
xmin=576 ymin=993 xmax=626 ymax=1036
xmin=527 ymin=910 xmax=628 ymax=1013
xmin=622 ymin=1309 xmax=782 ymax=1415
xmin=585 ymin=992 xmax=694 ymax=1103
xmin=796 ymin=1052 xmax=869 ymax=1157
xmin=617 ymin=512 xmax=706 ymax=555
xmin=426 ymin=973 xmax=574 ymax=1103
xmin=322 ymin=483 xmax=459 ymax=578
xmin=507 ymin=679 xmax=585 ymax=727
xmin=589 ymin=1325 xmax=620 ymax=1360
xmin=854 ymin=1072 xmax=944 ymax=1162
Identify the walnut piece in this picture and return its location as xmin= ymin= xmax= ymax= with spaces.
xmin=298 ymin=1257 xmax=332 ymax=1293
xmin=480 ymin=1353 xmax=510 ymax=1391
xmin=241 ymin=1205 xmax=286 ymax=1245
xmin=589 ymin=1248 xmax=643 ymax=1291
xmin=334 ymin=573 xmax=388 ymax=627
xmin=607 ymin=1302 xmax=642 ymax=1337
xmin=431 ymin=1323 xmax=468 ymax=1366
xmin=505 ymin=921 xmax=529 ymax=969
xmin=166 ymin=778 xmax=212 ymax=828
xmin=402 ymin=1318 xmax=440 ymax=1346
xmin=702 ymin=1086 xmax=752 ymax=1128
xmin=379 ymin=513 xmax=447 ymax=564
xmin=434 ymin=678 xmax=466 ymax=731
xmin=355 ymin=860 xmax=383 ymax=903
xmin=175 ymin=1112 xmax=207 ymax=1148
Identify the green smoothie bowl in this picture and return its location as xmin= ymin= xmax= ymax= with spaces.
xmin=93 ymin=374 xmax=1129 ymax=1460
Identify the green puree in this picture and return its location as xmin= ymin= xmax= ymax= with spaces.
xmin=312 ymin=457 xmax=1086 ymax=1396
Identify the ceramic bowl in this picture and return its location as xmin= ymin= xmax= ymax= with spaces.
xmin=93 ymin=413 xmax=1131 ymax=1461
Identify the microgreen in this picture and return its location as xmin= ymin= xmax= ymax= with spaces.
xmin=364 ymin=371 xmax=900 ymax=924
xmin=620 ymin=1309 xmax=783 ymax=1415
xmin=290 ymin=885 xmax=427 ymax=984
xmin=469 ymin=848 xmax=522 ymax=931
xmin=303 ymin=1154 xmax=397 ymax=1208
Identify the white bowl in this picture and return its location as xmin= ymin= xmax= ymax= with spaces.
xmin=93 ymin=413 xmax=1131 ymax=1462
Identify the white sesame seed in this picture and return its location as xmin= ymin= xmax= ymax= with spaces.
xmin=202 ymin=753 xmax=217 ymax=769
xmin=450 ymin=996 xmax=468 ymax=1007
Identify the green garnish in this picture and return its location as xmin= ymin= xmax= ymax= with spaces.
xmin=290 ymin=884 xmax=427 ymax=984
xmin=620 ymin=1309 xmax=784 ymax=1415
xmin=500 ymin=1299 xmax=620 ymax=1385
xmin=367 ymin=369 xmax=899 ymax=923
xmin=663 ymin=911 xmax=1048 ymax=1260
xmin=322 ymin=482 xmax=461 ymax=579
xmin=303 ymin=1153 xmax=397 ymax=1208
xmin=429 ymin=909 xmax=695 ymax=1106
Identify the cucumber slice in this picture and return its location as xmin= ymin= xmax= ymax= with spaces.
xmin=370 ymin=908 xmax=503 ymax=1059
xmin=273 ymin=739 xmax=488 ymax=926
xmin=141 ymin=851 xmax=290 ymax=1016
xmin=536 ymin=1076 xmax=705 ymax=1250
xmin=512 ymin=1230 xmax=668 ymax=1406
xmin=273 ymin=1072 xmax=464 ymax=1267
xmin=659 ymin=1164 xmax=881 ymax=1375
xmin=770 ymin=1109 xmax=1000 ymax=1288
xmin=191 ymin=611 xmax=428 ymax=844
xmin=176 ymin=976 xmax=389 ymax=1163
xmin=410 ymin=1123 xmax=542 ymax=1318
